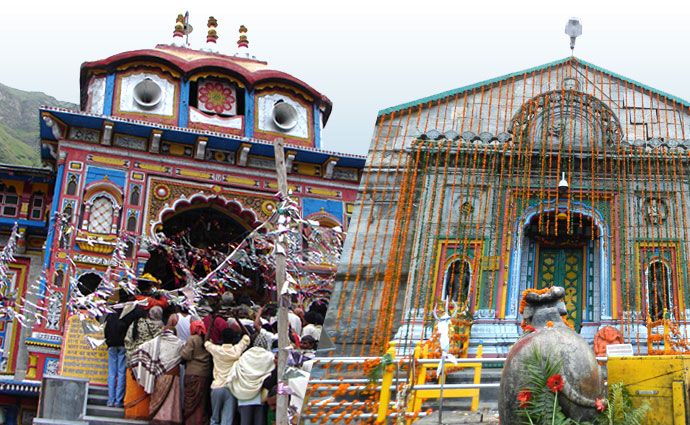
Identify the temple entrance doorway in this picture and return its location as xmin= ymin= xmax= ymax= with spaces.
xmin=526 ymin=211 xmax=598 ymax=332
xmin=144 ymin=198 xmax=268 ymax=301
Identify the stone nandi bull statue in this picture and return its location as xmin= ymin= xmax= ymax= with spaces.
xmin=499 ymin=286 xmax=606 ymax=423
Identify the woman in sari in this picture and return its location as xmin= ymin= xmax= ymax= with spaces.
xmin=124 ymin=306 xmax=164 ymax=419
xmin=180 ymin=320 xmax=212 ymax=425
xmin=130 ymin=320 xmax=184 ymax=425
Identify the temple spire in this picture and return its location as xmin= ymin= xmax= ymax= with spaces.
xmin=237 ymin=25 xmax=249 ymax=49
xmin=172 ymin=13 xmax=185 ymax=47
xmin=202 ymin=16 xmax=219 ymax=52
xmin=235 ymin=25 xmax=256 ymax=59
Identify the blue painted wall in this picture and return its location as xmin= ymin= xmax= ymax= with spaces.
xmin=103 ymin=74 xmax=115 ymax=116
xmin=302 ymin=198 xmax=343 ymax=223
xmin=178 ymin=79 xmax=190 ymax=128
xmin=244 ymin=90 xmax=255 ymax=138
xmin=40 ymin=162 xmax=65 ymax=296
xmin=85 ymin=166 xmax=126 ymax=189
xmin=313 ymin=104 xmax=321 ymax=149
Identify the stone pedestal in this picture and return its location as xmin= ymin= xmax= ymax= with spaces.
xmin=36 ymin=375 xmax=88 ymax=424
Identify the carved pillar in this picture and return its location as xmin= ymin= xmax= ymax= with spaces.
xmin=111 ymin=204 xmax=121 ymax=234
xmin=81 ymin=201 xmax=92 ymax=231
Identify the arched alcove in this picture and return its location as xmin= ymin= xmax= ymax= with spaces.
xmin=646 ymin=260 xmax=673 ymax=320
xmin=144 ymin=197 xmax=262 ymax=292
xmin=77 ymin=272 xmax=102 ymax=296
xmin=442 ymin=259 xmax=471 ymax=305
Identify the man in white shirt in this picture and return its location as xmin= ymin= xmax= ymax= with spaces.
xmin=205 ymin=328 xmax=250 ymax=425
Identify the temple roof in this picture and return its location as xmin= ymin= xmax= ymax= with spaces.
xmin=377 ymin=57 xmax=690 ymax=118
xmin=39 ymin=107 xmax=366 ymax=169
xmin=80 ymin=44 xmax=333 ymax=123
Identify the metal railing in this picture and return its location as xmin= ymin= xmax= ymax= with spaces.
xmin=302 ymin=349 xmax=609 ymax=424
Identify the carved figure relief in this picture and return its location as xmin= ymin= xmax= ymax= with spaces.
xmin=645 ymin=197 xmax=667 ymax=225
xmin=45 ymin=292 xmax=64 ymax=330
xmin=460 ymin=200 xmax=474 ymax=216
xmin=44 ymin=358 xmax=59 ymax=376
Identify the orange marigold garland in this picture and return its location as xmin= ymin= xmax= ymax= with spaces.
xmin=519 ymin=287 xmax=551 ymax=314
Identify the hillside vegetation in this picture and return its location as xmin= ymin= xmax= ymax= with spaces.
xmin=0 ymin=82 xmax=77 ymax=166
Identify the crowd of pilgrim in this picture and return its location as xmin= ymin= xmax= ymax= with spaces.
xmin=102 ymin=275 xmax=325 ymax=425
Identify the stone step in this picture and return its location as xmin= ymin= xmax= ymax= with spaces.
xmin=87 ymin=385 xmax=109 ymax=396
xmin=83 ymin=416 xmax=148 ymax=425
xmin=86 ymin=405 xmax=125 ymax=419
xmin=414 ymin=410 xmax=500 ymax=424
xmin=87 ymin=394 xmax=109 ymax=406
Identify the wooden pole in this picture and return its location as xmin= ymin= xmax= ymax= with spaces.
xmin=273 ymin=138 xmax=290 ymax=425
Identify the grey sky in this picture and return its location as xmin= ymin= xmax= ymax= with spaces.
xmin=2 ymin=0 xmax=689 ymax=155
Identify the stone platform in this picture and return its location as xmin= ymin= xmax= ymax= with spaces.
xmin=415 ymin=410 xmax=499 ymax=424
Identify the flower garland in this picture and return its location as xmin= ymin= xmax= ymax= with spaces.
xmin=519 ymin=287 xmax=575 ymax=332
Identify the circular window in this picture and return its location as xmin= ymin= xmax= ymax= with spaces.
xmin=271 ymin=100 xmax=298 ymax=131
xmin=133 ymin=78 xmax=163 ymax=109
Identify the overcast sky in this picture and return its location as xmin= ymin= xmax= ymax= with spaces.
xmin=2 ymin=0 xmax=689 ymax=155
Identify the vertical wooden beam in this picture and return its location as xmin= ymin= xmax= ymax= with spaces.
xmin=273 ymin=138 xmax=289 ymax=425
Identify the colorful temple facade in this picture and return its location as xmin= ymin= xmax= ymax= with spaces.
xmin=326 ymin=56 xmax=690 ymax=357
xmin=0 ymin=16 xmax=364 ymax=422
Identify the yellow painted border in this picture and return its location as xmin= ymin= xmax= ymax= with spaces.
xmin=113 ymin=69 xmax=179 ymax=121
xmin=254 ymin=89 xmax=313 ymax=142
xmin=634 ymin=241 xmax=685 ymax=318
xmin=430 ymin=239 xmax=484 ymax=312
xmin=187 ymin=72 xmax=246 ymax=88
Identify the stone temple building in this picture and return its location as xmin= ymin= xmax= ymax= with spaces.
xmin=0 ymin=16 xmax=364 ymax=423
xmin=325 ymin=56 xmax=690 ymax=357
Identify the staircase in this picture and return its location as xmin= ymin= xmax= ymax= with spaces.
xmin=415 ymin=410 xmax=500 ymax=424
xmin=410 ymin=365 xmax=502 ymax=423
xmin=83 ymin=385 xmax=148 ymax=425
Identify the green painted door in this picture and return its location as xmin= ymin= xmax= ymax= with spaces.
xmin=536 ymin=247 xmax=584 ymax=331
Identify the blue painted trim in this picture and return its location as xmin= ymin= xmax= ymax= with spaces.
xmin=103 ymin=74 xmax=115 ymax=115
xmin=245 ymin=90 xmax=255 ymax=138
xmin=0 ymin=218 xmax=48 ymax=229
xmin=313 ymin=104 xmax=321 ymax=149
xmin=179 ymin=79 xmax=190 ymax=128
xmin=103 ymin=73 xmax=116 ymax=116
xmin=0 ymin=173 xmax=52 ymax=184
xmin=39 ymin=107 xmax=367 ymax=168
xmin=24 ymin=338 xmax=61 ymax=347
xmin=377 ymin=56 xmax=690 ymax=118
xmin=40 ymin=162 xmax=64 ymax=296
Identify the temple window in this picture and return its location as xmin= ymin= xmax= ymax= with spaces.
xmin=126 ymin=213 xmax=137 ymax=232
xmin=647 ymin=260 xmax=673 ymax=321
xmin=129 ymin=186 xmax=140 ymax=206
xmin=66 ymin=175 xmax=78 ymax=195
xmin=30 ymin=192 xmax=45 ymax=220
xmin=53 ymin=269 xmax=64 ymax=288
xmin=87 ymin=196 xmax=114 ymax=234
xmin=442 ymin=259 xmax=471 ymax=305
xmin=189 ymin=78 xmax=244 ymax=117
xmin=63 ymin=204 xmax=73 ymax=221
xmin=0 ymin=184 xmax=19 ymax=217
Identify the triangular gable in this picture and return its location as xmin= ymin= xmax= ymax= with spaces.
xmin=377 ymin=57 xmax=690 ymax=118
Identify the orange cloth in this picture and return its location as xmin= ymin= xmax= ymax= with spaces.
xmin=136 ymin=295 xmax=169 ymax=310
xmin=124 ymin=368 xmax=151 ymax=420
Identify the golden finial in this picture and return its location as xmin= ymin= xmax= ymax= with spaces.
xmin=237 ymin=25 xmax=249 ymax=49
xmin=207 ymin=16 xmax=218 ymax=44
